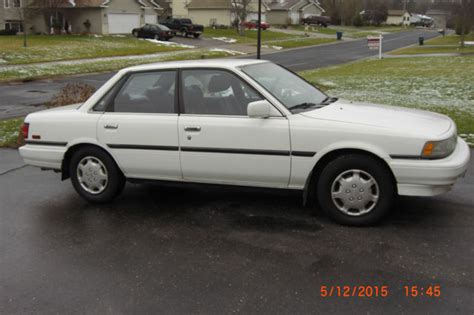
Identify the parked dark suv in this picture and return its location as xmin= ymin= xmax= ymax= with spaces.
xmin=161 ymin=18 xmax=204 ymax=38
xmin=132 ymin=24 xmax=174 ymax=41
xmin=301 ymin=15 xmax=331 ymax=27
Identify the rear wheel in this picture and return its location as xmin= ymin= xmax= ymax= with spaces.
xmin=316 ymin=154 xmax=395 ymax=226
xmin=132 ymin=30 xmax=138 ymax=37
xmin=70 ymin=146 xmax=125 ymax=203
xmin=154 ymin=34 xmax=160 ymax=40
xmin=193 ymin=33 xmax=200 ymax=38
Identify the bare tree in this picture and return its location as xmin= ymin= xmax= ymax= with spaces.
xmin=460 ymin=0 xmax=472 ymax=47
xmin=231 ymin=0 xmax=252 ymax=35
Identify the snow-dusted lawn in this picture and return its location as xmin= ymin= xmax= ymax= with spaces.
xmin=0 ymin=48 xmax=233 ymax=83
xmin=0 ymin=118 xmax=22 ymax=147
xmin=301 ymin=56 xmax=474 ymax=145
xmin=0 ymin=35 xmax=189 ymax=65
xmin=390 ymin=34 xmax=474 ymax=55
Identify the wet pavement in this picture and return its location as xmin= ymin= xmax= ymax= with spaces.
xmin=1 ymin=149 xmax=473 ymax=313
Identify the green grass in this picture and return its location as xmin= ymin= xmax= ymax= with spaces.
xmin=287 ymin=25 xmax=411 ymax=38
xmin=262 ymin=37 xmax=336 ymax=49
xmin=203 ymin=28 xmax=301 ymax=44
xmin=390 ymin=33 xmax=474 ymax=55
xmin=0 ymin=35 xmax=188 ymax=65
xmin=300 ymin=56 xmax=474 ymax=145
xmin=0 ymin=49 xmax=232 ymax=83
xmin=0 ymin=118 xmax=23 ymax=148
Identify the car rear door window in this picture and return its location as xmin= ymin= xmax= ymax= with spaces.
xmin=110 ymin=71 xmax=176 ymax=114
xmin=181 ymin=69 xmax=262 ymax=116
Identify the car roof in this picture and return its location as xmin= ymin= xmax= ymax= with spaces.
xmin=122 ymin=58 xmax=269 ymax=72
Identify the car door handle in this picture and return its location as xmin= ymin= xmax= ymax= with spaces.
xmin=104 ymin=123 xmax=118 ymax=130
xmin=184 ymin=126 xmax=201 ymax=132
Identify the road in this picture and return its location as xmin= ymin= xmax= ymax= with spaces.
xmin=1 ymin=148 xmax=473 ymax=313
xmin=0 ymin=29 xmax=440 ymax=119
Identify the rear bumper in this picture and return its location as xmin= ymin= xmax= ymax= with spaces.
xmin=389 ymin=138 xmax=470 ymax=196
xmin=19 ymin=144 xmax=66 ymax=170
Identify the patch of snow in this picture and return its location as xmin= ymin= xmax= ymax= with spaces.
xmin=112 ymin=34 xmax=126 ymax=38
xmin=318 ymin=80 xmax=337 ymax=87
xmin=209 ymin=48 xmax=246 ymax=55
xmin=144 ymin=39 xmax=195 ymax=48
xmin=271 ymin=46 xmax=283 ymax=50
xmin=93 ymin=34 xmax=103 ymax=38
xmin=464 ymin=41 xmax=474 ymax=46
xmin=212 ymin=37 xmax=237 ymax=44
xmin=0 ymin=59 xmax=6 ymax=64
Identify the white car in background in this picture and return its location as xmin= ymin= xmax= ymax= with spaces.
xmin=19 ymin=59 xmax=470 ymax=226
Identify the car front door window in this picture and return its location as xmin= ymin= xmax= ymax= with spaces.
xmin=181 ymin=69 xmax=262 ymax=116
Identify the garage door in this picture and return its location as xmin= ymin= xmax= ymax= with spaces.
xmin=108 ymin=13 xmax=140 ymax=34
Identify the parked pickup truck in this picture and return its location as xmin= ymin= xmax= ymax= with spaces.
xmin=160 ymin=18 xmax=204 ymax=38
xmin=301 ymin=15 xmax=331 ymax=27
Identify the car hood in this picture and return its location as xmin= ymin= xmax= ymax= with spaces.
xmin=300 ymin=99 xmax=453 ymax=138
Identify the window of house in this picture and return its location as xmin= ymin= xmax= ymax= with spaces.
xmin=181 ymin=69 xmax=262 ymax=116
xmin=4 ymin=0 xmax=9 ymax=8
xmin=11 ymin=0 xmax=20 ymax=8
xmin=109 ymin=71 xmax=176 ymax=114
xmin=5 ymin=20 xmax=23 ymax=32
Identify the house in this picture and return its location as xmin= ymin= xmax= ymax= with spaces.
xmin=169 ymin=0 xmax=324 ymax=26
xmin=1 ymin=0 xmax=24 ymax=32
xmin=172 ymin=0 xmax=268 ymax=26
xmin=265 ymin=0 xmax=325 ymax=25
xmin=386 ymin=10 xmax=411 ymax=26
xmin=1 ymin=0 xmax=165 ymax=35
xmin=186 ymin=0 xmax=233 ymax=26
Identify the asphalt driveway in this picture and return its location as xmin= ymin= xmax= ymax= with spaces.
xmin=1 ymin=148 xmax=473 ymax=314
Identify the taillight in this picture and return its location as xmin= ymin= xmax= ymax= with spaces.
xmin=22 ymin=122 xmax=29 ymax=139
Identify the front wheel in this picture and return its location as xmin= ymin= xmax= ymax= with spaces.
xmin=132 ymin=31 xmax=138 ymax=37
xmin=70 ymin=146 xmax=125 ymax=203
xmin=316 ymin=154 xmax=395 ymax=226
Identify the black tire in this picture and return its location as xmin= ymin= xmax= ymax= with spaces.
xmin=154 ymin=34 xmax=160 ymax=40
xmin=132 ymin=30 xmax=138 ymax=37
xmin=180 ymin=28 xmax=188 ymax=37
xmin=69 ymin=146 xmax=125 ymax=203
xmin=316 ymin=154 xmax=395 ymax=226
xmin=193 ymin=33 xmax=200 ymax=38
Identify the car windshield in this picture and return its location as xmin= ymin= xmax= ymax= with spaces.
xmin=180 ymin=19 xmax=192 ymax=24
xmin=240 ymin=62 xmax=329 ymax=112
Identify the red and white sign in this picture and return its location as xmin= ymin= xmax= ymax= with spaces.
xmin=367 ymin=36 xmax=382 ymax=49
xmin=367 ymin=35 xmax=383 ymax=59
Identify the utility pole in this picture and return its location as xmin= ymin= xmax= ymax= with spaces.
xmin=257 ymin=0 xmax=262 ymax=59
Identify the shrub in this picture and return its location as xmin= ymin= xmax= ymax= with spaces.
xmin=47 ymin=83 xmax=96 ymax=108
xmin=352 ymin=14 xmax=364 ymax=27
xmin=455 ymin=19 xmax=471 ymax=35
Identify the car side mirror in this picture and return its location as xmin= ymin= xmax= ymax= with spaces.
xmin=247 ymin=100 xmax=278 ymax=118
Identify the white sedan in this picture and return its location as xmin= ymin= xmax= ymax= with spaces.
xmin=19 ymin=59 xmax=470 ymax=226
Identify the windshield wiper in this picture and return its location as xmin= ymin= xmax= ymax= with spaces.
xmin=288 ymin=102 xmax=320 ymax=111
xmin=319 ymin=97 xmax=338 ymax=105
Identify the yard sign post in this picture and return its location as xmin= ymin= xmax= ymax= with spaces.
xmin=367 ymin=35 xmax=383 ymax=60
xmin=257 ymin=0 xmax=262 ymax=59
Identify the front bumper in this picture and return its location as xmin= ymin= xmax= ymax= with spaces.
xmin=389 ymin=137 xmax=470 ymax=196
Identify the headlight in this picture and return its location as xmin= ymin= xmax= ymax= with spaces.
xmin=422 ymin=134 xmax=457 ymax=159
